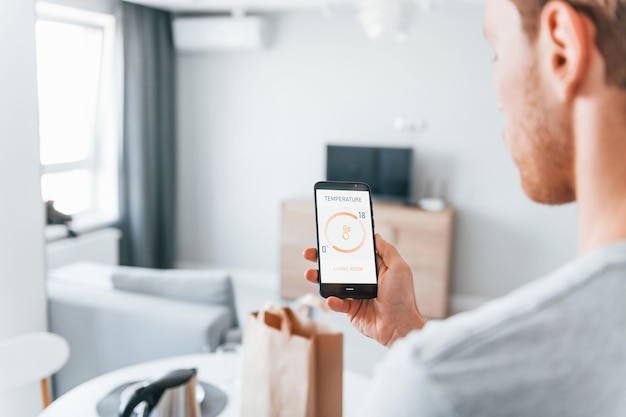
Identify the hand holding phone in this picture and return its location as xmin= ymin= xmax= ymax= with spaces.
xmin=303 ymin=233 xmax=427 ymax=347
xmin=314 ymin=181 xmax=378 ymax=299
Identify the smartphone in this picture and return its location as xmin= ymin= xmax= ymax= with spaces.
xmin=314 ymin=181 xmax=378 ymax=299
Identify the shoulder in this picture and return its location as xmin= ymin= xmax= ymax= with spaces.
xmin=367 ymin=241 xmax=626 ymax=416
xmin=414 ymin=241 xmax=626 ymax=365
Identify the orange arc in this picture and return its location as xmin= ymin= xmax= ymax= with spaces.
xmin=324 ymin=211 xmax=366 ymax=254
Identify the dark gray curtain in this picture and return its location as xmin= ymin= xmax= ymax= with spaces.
xmin=120 ymin=2 xmax=176 ymax=268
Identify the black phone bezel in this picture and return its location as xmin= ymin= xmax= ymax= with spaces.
xmin=314 ymin=181 xmax=378 ymax=299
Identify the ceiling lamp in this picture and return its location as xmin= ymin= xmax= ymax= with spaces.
xmin=357 ymin=0 xmax=432 ymax=41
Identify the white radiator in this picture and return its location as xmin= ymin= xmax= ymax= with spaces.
xmin=45 ymin=227 xmax=121 ymax=269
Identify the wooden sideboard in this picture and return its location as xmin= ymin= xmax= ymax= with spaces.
xmin=280 ymin=199 xmax=455 ymax=319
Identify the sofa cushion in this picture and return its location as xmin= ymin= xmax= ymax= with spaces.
xmin=111 ymin=266 xmax=238 ymax=326
xmin=48 ymin=262 xmax=115 ymax=289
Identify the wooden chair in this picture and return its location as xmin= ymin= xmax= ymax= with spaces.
xmin=0 ymin=332 xmax=69 ymax=408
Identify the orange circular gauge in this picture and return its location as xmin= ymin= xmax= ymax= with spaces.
xmin=323 ymin=212 xmax=366 ymax=254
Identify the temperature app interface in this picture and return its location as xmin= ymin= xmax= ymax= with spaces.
xmin=316 ymin=188 xmax=377 ymax=284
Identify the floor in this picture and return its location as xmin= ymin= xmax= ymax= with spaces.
xmin=229 ymin=268 xmax=388 ymax=377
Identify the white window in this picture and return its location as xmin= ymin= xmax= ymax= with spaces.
xmin=35 ymin=3 xmax=119 ymax=230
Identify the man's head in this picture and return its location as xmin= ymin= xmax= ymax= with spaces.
xmin=484 ymin=0 xmax=626 ymax=204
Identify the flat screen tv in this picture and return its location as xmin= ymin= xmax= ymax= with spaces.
xmin=326 ymin=145 xmax=413 ymax=204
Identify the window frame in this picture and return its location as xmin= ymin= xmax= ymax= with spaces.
xmin=36 ymin=2 xmax=119 ymax=236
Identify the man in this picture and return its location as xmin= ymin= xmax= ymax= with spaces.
xmin=304 ymin=0 xmax=626 ymax=415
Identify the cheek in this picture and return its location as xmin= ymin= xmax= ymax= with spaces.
xmin=495 ymin=58 xmax=525 ymax=116
xmin=494 ymin=67 xmax=506 ymax=113
xmin=494 ymin=59 xmax=530 ymax=155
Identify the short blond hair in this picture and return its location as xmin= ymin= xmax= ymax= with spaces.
xmin=510 ymin=0 xmax=626 ymax=88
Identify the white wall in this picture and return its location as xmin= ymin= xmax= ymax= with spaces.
xmin=0 ymin=0 xmax=48 ymax=415
xmin=176 ymin=6 xmax=579 ymax=300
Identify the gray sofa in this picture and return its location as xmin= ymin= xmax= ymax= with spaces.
xmin=46 ymin=262 xmax=240 ymax=396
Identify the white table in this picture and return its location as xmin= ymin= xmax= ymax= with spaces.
xmin=40 ymin=353 xmax=369 ymax=417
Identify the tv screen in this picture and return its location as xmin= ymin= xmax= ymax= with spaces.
xmin=326 ymin=145 xmax=413 ymax=203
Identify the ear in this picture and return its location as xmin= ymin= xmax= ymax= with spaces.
xmin=538 ymin=1 xmax=592 ymax=100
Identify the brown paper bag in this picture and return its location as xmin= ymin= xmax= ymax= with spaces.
xmin=241 ymin=306 xmax=343 ymax=417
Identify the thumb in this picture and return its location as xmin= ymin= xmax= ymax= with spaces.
xmin=327 ymin=297 xmax=352 ymax=314
xmin=375 ymin=234 xmax=403 ymax=265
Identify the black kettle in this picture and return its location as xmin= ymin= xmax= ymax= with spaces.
xmin=119 ymin=368 xmax=201 ymax=417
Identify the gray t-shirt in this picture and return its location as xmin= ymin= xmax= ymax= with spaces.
xmin=362 ymin=240 xmax=626 ymax=416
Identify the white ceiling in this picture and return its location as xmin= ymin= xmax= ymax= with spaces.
xmin=122 ymin=0 xmax=484 ymax=13
xmin=124 ymin=0 xmax=338 ymax=12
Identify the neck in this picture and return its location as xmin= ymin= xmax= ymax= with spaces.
xmin=574 ymin=93 xmax=626 ymax=255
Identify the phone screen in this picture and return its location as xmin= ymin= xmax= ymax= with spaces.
xmin=315 ymin=185 xmax=377 ymax=286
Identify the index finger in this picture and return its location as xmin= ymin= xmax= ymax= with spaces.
xmin=303 ymin=247 xmax=317 ymax=263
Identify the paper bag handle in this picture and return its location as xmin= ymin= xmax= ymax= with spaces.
xmin=258 ymin=303 xmax=294 ymax=335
